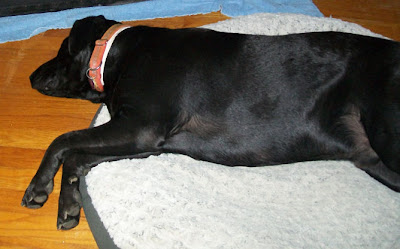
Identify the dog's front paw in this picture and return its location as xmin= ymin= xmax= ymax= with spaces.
xmin=57 ymin=197 xmax=82 ymax=230
xmin=57 ymin=178 xmax=82 ymax=230
xmin=21 ymin=179 xmax=54 ymax=208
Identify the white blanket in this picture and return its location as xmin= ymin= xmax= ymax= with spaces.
xmin=85 ymin=13 xmax=400 ymax=249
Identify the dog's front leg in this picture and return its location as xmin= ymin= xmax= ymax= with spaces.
xmin=21 ymin=134 xmax=68 ymax=209
xmin=22 ymin=117 xmax=164 ymax=228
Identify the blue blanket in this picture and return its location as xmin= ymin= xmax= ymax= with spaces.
xmin=0 ymin=0 xmax=322 ymax=43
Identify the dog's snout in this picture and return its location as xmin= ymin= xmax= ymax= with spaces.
xmin=29 ymin=60 xmax=58 ymax=92
xmin=30 ymin=70 xmax=53 ymax=93
xmin=29 ymin=56 xmax=62 ymax=89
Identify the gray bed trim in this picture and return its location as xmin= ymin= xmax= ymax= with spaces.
xmin=80 ymin=104 xmax=119 ymax=249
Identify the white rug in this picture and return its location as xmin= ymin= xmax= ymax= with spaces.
xmin=85 ymin=13 xmax=400 ymax=249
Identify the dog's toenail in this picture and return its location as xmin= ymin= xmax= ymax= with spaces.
xmin=68 ymin=176 xmax=78 ymax=184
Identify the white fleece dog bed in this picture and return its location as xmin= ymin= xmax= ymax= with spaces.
xmin=83 ymin=13 xmax=400 ymax=249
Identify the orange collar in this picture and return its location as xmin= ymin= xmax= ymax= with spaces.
xmin=86 ymin=24 xmax=131 ymax=92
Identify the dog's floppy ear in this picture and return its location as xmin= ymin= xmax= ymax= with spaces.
xmin=68 ymin=15 xmax=119 ymax=55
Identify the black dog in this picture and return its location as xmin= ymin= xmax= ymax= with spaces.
xmin=22 ymin=15 xmax=400 ymax=230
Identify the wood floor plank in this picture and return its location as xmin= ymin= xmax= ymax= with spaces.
xmin=314 ymin=0 xmax=400 ymax=41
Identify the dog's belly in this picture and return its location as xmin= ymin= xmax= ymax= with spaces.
xmin=162 ymin=117 xmax=350 ymax=166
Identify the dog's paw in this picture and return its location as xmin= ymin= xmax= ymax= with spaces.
xmin=57 ymin=180 xmax=82 ymax=230
xmin=21 ymin=180 xmax=54 ymax=208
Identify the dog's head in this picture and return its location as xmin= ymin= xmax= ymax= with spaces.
xmin=30 ymin=16 xmax=118 ymax=102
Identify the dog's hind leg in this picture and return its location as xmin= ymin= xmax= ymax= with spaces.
xmin=356 ymin=76 xmax=400 ymax=191
xmin=359 ymin=109 xmax=400 ymax=191
xmin=334 ymin=103 xmax=400 ymax=192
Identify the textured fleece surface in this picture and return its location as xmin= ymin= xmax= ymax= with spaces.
xmin=85 ymin=13 xmax=400 ymax=249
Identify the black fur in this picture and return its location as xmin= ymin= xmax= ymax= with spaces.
xmin=23 ymin=16 xmax=400 ymax=230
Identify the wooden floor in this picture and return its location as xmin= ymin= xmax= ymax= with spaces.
xmin=0 ymin=1 xmax=399 ymax=248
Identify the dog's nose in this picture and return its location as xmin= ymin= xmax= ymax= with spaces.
xmin=29 ymin=73 xmax=34 ymax=83
xmin=29 ymin=68 xmax=45 ymax=90
xmin=30 ymin=70 xmax=39 ymax=85
xmin=30 ymin=74 xmax=37 ymax=90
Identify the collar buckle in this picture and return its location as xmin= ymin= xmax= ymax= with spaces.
xmin=86 ymin=24 xmax=131 ymax=92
